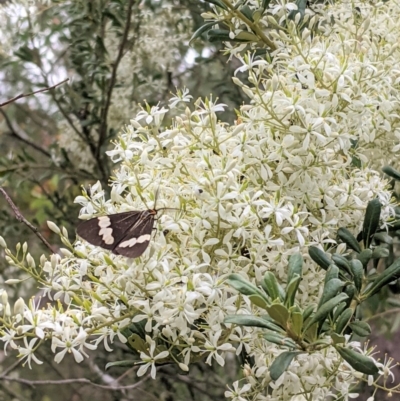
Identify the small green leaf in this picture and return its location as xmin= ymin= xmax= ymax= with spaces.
xmin=105 ymin=360 xmax=136 ymax=370
xmin=333 ymin=302 xmax=347 ymax=323
xmin=249 ymin=294 xmax=269 ymax=309
xmin=266 ymin=304 xmax=290 ymax=328
xmin=190 ymin=21 xmax=217 ymax=45
xmin=382 ymin=165 xmax=400 ymax=181
xmin=332 ymin=254 xmax=352 ymax=275
xmin=304 ymin=293 xmax=349 ymax=332
xmin=269 ymin=351 xmax=303 ymax=380
xmin=224 ymin=315 xmax=283 ymax=332
xmin=288 ymin=0 xmax=307 ymax=21
xmin=337 ymin=227 xmax=362 ymax=253
xmin=344 ymin=285 xmax=356 ymax=306
xmin=261 ymin=0 xmax=271 ymax=11
xmin=302 ymin=304 xmax=315 ymax=321
xmin=331 ymin=333 xmax=346 ymax=345
xmin=324 ymin=264 xmax=339 ymax=284
xmin=309 ymin=246 xmax=332 ymax=270
xmin=318 ymin=279 xmax=345 ymax=308
xmin=350 ymin=259 xmax=364 ymax=292
xmin=284 ymin=275 xmax=301 ymax=308
xmin=227 ymin=274 xmax=270 ymax=305
xmin=238 ymin=5 xmax=254 ymax=21
xmin=336 ymin=346 xmax=379 ymax=375
xmin=349 ymin=321 xmax=371 ymax=337
xmin=287 ymin=253 xmax=303 ymax=284
xmin=233 ymin=31 xmax=260 ymax=42
xmin=363 ymin=198 xmax=381 ymax=248
xmin=371 ymin=246 xmax=390 ymax=259
xmin=290 ymin=311 xmax=303 ymax=338
xmin=334 ymin=308 xmax=353 ymax=334
xmin=357 ymin=249 xmax=373 ymax=268
xmin=264 ymin=332 xmax=297 ymax=348
xmin=262 ymin=272 xmax=284 ymax=301
xmin=362 ymin=258 xmax=400 ymax=298
xmin=373 ymin=232 xmax=393 ymax=245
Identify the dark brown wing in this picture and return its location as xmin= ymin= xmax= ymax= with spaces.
xmin=113 ymin=210 xmax=156 ymax=257
xmin=77 ymin=211 xmax=145 ymax=251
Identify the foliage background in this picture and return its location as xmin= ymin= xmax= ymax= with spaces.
xmin=0 ymin=0 xmax=244 ymax=400
xmin=0 ymin=0 xmax=400 ymax=400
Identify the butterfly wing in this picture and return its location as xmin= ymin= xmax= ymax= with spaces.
xmin=113 ymin=210 xmax=156 ymax=258
xmin=77 ymin=211 xmax=145 ymax=252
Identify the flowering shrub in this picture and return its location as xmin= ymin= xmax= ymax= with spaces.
xmin=1 ymin=0 xmax=400 ymax=399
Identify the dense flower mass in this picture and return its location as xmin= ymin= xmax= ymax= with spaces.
xmin=0 ymin=0 xmax=399 ymax=400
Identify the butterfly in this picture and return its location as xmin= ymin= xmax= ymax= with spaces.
xmin=77 ymin=209 xmax=159 ymax=258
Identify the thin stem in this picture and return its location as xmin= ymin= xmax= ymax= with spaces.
xmin=0 ymin=188 xmax=56 ymax=254
xmin=97 ymin=0 xmax=135 ymax=156
xmin=0 ymin=79 xmax=69 ymax=108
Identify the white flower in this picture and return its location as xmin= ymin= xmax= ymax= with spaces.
xmin=225 ymin=381 xmax=252 ymax=401
xmin=51 ymin=327 xmax=96 ymax=364
xmin=17 ymin=338 xmax=43 ymax=368
xmin=203 ymin=330 xmax=235 ymax=366
xmin=136 ymin=336 xmax=169 ymax=379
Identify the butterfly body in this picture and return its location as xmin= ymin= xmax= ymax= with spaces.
xmin=77 ymin=209 xmax=157 ymax=258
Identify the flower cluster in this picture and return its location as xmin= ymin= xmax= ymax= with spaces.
xmin=0 ymin=0 xmax=399 ymax=399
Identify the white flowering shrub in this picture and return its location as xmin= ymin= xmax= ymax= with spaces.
xmin=1 ymin=0 xmax=400 ymax=399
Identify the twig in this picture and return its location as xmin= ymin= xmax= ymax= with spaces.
xmin=0 ymin=374 xmax=150 ymax=391
xmin=0 ymin=109 xmax=52 ymax=158
xmin=0 ymin=188 xmax=56 ymax=254
xmin=0 ymin=78 xmax=69 ymax=108
xmin=97 ymin=0 xmax=135 ymax=156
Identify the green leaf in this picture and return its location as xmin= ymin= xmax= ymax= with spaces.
xmin=227 ymin=274 xmax=269 ymax=306
xmin=309 ymin=246 xmax=332 ymax=270
xmin=363 ymin=198 xmax=381 ymax=248
xmin=261 ymin=0 xmax=271 ymax=11
xmin=224 ymin=315 xmax=283 ymax=332
xmin=331 ymin=333 xmax=346 ymax=345
xmin=332 ymin=254 xmax=352 ymax=275
xmin=290 ymin=311 xmax=303 ymax=338
xmin=371 ymin=246 xmax=390 ymax=259
xmin=233 ymin=31 xmax=260 ymax=42
xmin=336 ymin=347 xmax=379 ymax=375
xmin=189 ymin=21 xmax=217 ymax=45
xmin=337 ymin=227 xmax=362 ymax=253
xmin=249 ymin=294 xmax=269 ymax=309
xmin=357 ymin=249 xmax=373 ymax=268
xmin=239 ymin=5 xmax=254 ymax=21
xmin=302 ymin=304 xmax=315 ymax=321
xmin=324 ymin=264 xmax=339 ymax=284
xmin=304 ymin=293 xmax=349 ymax=332
xmin=269 ymin=351 xmax=303 ymax=381
xmin=207 ymin=29 xmax=254 ymax=43
xmin=264 ymin=333 xmax=297 ymax=348
xmin=288 ymin=0 xmax=307 ymax=21
xmin=362 ymin=258 xmax=400 ymax=298
xmin=382 ymin=165 xmax=400 ymax=181
xmin=333 ymin=302 xmax=347 ymax=323
xmin=349 ymin=321 xmax=371 ymax=337
xmin=344 ymin=285 xmax=356 ymax=306
xmin=266 ymin=304 xmax=290 ymax=328
xmin=334 ymin=308 xmax=353 ymax=334
xmin=350 ymin=259 xmax=364 ymax=292
xmin=373 ymin=232 xmax=393 ymax=245
xmin=105 ymin=360 xmax=136 ymax=370
xmin=284 ymin=275 xmax=301 ymax=308
xmin=262 ymin=272 xmax=284 ymax=301
xmin=287 ymin=253 xmax=303 ymax=284
xmin=318 ymin=279 xmax=345 ymax=308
